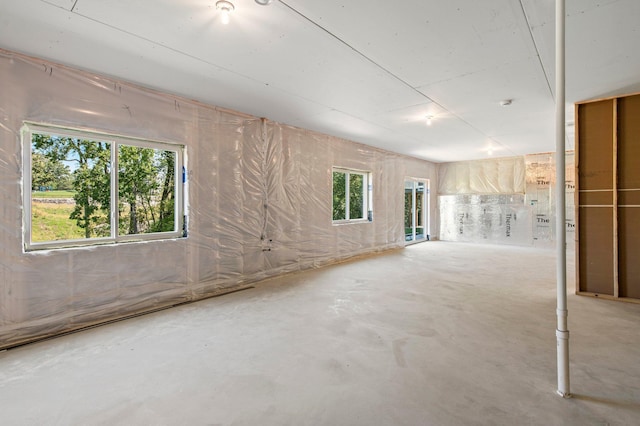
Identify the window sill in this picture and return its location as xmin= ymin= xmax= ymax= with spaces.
xmin=332 ymin=219 xmax=372 ymax=226
xmin=25 ymin=234 xmax=186 ymax=253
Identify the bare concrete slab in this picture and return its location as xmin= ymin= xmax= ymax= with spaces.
xmin=1 ymin=242 xmax=639 ymax=425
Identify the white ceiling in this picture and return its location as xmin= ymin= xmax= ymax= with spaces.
xmin=1 ymin=0 xmax=639 ymax=162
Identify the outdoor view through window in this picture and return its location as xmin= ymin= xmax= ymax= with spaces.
xmin=332 ymin=169 xmax=368 ymax=222
xmin=25 ymin=124 xmax=183 ymax=249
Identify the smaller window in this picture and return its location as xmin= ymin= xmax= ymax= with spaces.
xmin=332 ymin=168 xmax=372 ymax=223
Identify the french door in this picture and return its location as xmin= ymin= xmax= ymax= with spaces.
xmin=404 ymin=179 xmax=429 ymax=243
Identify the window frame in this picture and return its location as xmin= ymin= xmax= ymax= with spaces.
xmin=22 ymin=122 xmax=185 ymax=251
xmin=332 ymin=167 xmax=372 ymax=224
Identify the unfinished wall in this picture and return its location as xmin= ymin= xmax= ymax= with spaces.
xmin=576 ymin=94 xmax=640 ymax=302
xmin=438 ymin=153 xmax=575 ymax=247
xmin=0 ymin=49 xmax=437 ymax=349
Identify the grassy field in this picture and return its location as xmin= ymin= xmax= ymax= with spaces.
xmin=31 ymin=202 xmax=85 ymax=242
xmin=32 ymin=190 xmax=76 ymax=199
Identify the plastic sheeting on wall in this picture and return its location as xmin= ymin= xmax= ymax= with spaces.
xmin=438 ymin=152 xmax=575 ymax=247
xmin=437 ymin=156 xmax=526 ymax=195
xmin=0 ymin=49 xmax=437 ymax=349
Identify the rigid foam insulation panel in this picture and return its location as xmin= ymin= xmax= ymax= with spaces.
xmin=0 ymin=49 xmax=438 ymax=349
xmin=576 ymin=93 xmax=640 ymax=302
xmin=525 ymin=152 xmax=576 ymax=249
xmin=437 ymin=153 xmax=575 ymax=247
xmin=439 ymin=195 xmax=532 ymax=245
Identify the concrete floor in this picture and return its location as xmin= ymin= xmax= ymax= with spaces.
xmin=1 ymin=242 xmax=639 ymax=425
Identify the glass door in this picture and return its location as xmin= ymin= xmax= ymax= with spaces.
xmin=404 ymin=179 xmax=429 ymax=243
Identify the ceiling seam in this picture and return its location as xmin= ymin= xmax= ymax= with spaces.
xmin=63 ymin=11 xmax=280 ymax=89
xmin=58 ymin=5 xmax=359 ymax=117
xmin=278 ymin=1 xmax=441 ymax=107
xmin=519 ymin=1 xmax=573 ymax=147
xmin=518 ymin=0 xmax=554 ymax=99
xmin=278 ymin=0 xmax=515 ymax=156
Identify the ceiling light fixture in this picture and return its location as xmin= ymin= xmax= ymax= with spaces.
xmin=500 ymin=99 xmax=513 ymax=107
xmin=255 ymin=0 xmax=274 ymax=5
xmin=216 ymin=0 xmax=235 ymax=25
xmin=426 ymin=115 xmax=434 ymax=126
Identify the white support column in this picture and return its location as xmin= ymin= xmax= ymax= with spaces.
xmin=555 ymin=0 xmax=570 ymax=398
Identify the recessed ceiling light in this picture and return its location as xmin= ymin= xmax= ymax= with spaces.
xmin=255 ymin=0 xmax=273 ymax=5
xmin=426 ymin=115 xmax=434 ymax=126
xmin=216 ymin=0 xmax=235 ymax=25
xmin=500 ymin=99 xmax=513 ymax=107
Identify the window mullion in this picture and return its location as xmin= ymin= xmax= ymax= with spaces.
xmin=368 ymin=174 xmax=373 ymax=220
xmin=111 ymin=142 xmax=118 ymax=240
xmin=345 ymin=172 xmax=351 ymax=221
xmin=362 ymin=173 xmax=367 ymax=219
xmin=23 ymin=127 xmax=33 ymax=249
xmin=176 ymin=149 xmax=184 ymax=236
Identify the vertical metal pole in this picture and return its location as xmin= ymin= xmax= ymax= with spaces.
xmin=555 ymin=0 xmax=570 ymax=398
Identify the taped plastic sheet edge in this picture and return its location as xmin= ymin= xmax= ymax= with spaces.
xmin=0 ymin=49 xmax=437 ymax=349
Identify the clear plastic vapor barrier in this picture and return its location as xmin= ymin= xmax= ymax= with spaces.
xmin=0 ymin=50 xmax=437 ymax=349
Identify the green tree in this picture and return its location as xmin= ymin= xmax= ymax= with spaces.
xmin=118 ymin=146 xmax=175 ymax=235
xmin=333 ymin=171 xmax=346 ymax=220
xmin=118 ymin=145 xmax=156 ymax=234
xmin=33 ymin=134 xmax=111 ymax=238
xmin=31 ymin=133 xmax=177 ymax=241
xmin=31 ymin=151 xmax=72 ymax=191
xmin=333 ymin=171 xmax=364 ymax=220
xmin=155 ymin=150 xmax=176 ymax=232
xmin=404 ymin=189 xmax=413 ymax=235
xmin=349 ymin=173 xmax=364 ymax=219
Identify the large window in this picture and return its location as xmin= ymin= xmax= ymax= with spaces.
xmin=332 ymin=168 xmax=372 ymax=223
xmin=23 ymin=123 xmax=185 ymax=251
